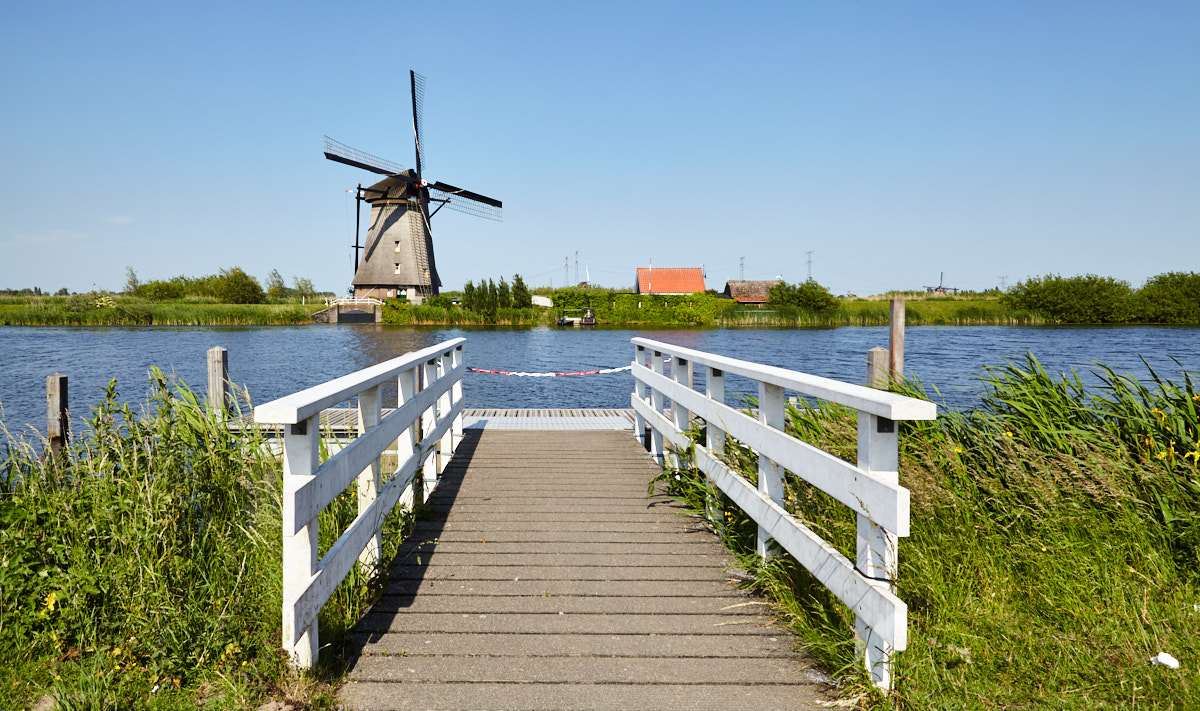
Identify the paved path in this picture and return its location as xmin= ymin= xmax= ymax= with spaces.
xmin=339 ymin=429 xmax=825 ymax=710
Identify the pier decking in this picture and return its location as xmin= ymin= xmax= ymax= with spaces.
xmin=338 ymin=427 xmax=824 ymax=710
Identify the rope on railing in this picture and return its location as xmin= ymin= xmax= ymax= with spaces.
xmin=467 ymin=365 xmax=632 ymax=377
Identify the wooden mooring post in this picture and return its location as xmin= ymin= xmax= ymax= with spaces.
xmin=46 ymin=373 xmax=68 ymax=454
xmin=207 ymin=346 xmax=230 ymax=417
xmin=868 ymin=299 xmax=906 ymax=388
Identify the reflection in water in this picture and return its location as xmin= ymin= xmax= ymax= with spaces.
xmin=1 ymin=325 xmax=1198 ymax=437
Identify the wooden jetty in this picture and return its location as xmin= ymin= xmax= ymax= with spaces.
xmin=340 ymin=428 xmax=823 ymax=710
xmin=247 ymin=331 xmax=934 ymax=707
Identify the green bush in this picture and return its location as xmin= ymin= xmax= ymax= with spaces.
xmin=212 ymin=267 xmax=265 ymax=305
xmin=767 ymin=279 xmax=840 ymax=312
xmin=1000 ymin=274 xmax=1135 ymax=323
xmin=1136 ymin=271 xmax=1200 ymax=324
xmin=137 ymin=280 xmax=185 ymax=301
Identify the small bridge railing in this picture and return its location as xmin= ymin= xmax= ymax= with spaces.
xmin=254 ymin=338 xmax=466 ymax=668
xmin=324 ymin=297 xmax=385 ymax=307
xmin=630 ymin=337 xmax=936 ymax=688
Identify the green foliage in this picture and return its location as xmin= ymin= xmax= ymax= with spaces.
xmin=1136 ymin=271 xmax=1200 ymax=324
xmin=550 ymin=290 xmax=726 ymax=325
xmin=137 ymin=280 xmax=185 ymax=301
xmin=511 ymin=274 xmax=532 ymax=309
xmin=265 ymin=269 xmax=287 ymax=299
xmin=1000 ymin=274 xmax=1135 ymax=323
xmin=766 ymin=279 xmax=840 ymax=312
xmin=212 ymin=267 xmax=265 ymax=305
xmin=0 ymin=371 xmax=422 ymax=708
xmin=123 ymin=266 xmax=139 ymax=295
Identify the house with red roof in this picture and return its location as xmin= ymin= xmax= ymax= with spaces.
xmin=635 ymin=267 xmax=706 ymax=295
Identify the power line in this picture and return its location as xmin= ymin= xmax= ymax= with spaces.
xmin=805 ymin=250 xmax=814 ymax=281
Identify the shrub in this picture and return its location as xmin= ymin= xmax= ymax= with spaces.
xmin=212 ymin=267 xmax=265 ymax=304
xmin=767 ymin=279 xmax=840 ymax=312
xmin=1000 ymin=274 xmax=1135 ymax=323
xmin=1136 ymin=271 xmax=1200 ymax=324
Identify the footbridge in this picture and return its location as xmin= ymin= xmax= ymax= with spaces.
xmin=253 ymin=337 xmax=935 ymax=710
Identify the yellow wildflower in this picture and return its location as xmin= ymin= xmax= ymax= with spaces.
xmin=1150 ymin=408 xmax=1167 ymax=425
xmin=1156 ymin=451 xmax=1168 ymax=461
xmin=42 ymin=591 xmax=57 ymax=613
xmin=1184 ymin=451 xmax=1200 ymax=465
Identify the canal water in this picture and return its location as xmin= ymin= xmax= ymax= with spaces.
xmin=2 ymin=325 xmax=1199 ymax=441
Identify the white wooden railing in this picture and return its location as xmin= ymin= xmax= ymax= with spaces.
xmin=630 ymin=337 xmax=936 ymax=689
xmin=324 ymin=297 xmax=385 ymax=307
xmin=254 ymin=338 xmax=466 ymax=668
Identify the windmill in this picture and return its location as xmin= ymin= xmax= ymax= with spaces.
xmin=324 ymin=70 xmax=502 ymax=303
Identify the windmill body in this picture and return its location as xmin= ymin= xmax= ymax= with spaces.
xmin=352 ymin=171 xmax=440 ymax=303
xmin=324 ymin=71 xmax=500 ymax=304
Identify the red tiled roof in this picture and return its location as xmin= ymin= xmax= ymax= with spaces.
xmin=635 ymin=267 xmax=706 ymax=295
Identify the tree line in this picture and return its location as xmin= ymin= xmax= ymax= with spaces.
xmin=1000 ymin=272 xmax=1200 ymax=324
xmin=123 ymin=267 xmax=318 ymax=304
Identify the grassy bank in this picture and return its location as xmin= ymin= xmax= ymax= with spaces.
xmin=0 ymin=295 xmax=323 ymax=326
xmin=0 ymin=373 xmax=414 ymax=709
xmin=659 ymin=356 xmax=1199 ymax=708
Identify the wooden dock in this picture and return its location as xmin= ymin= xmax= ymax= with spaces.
xmin=338 ymin=428 xmax=824 ymax=710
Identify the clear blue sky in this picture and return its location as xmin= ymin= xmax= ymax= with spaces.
xmin=2 ymin=1 xmax=1197 ymax=296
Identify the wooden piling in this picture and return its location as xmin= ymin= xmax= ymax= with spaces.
xmin=46 ymin=373 xmax=68 ymax=454
xmin=867 ymin=346 xmax=889 ymax=388
xmin=889 ymin=298 xmax=905 ymax=380
xmin=207 ymin=347 xmax=230 ymax=417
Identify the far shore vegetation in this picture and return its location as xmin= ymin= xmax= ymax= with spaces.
xmin=3 ymin=269 xmax=1199 ymax=328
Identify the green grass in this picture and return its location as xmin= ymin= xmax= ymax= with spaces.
xmin=0 ymin=295 xmax=323 ymax=326
xmin=656 ymin=354 xmax=1200 ymax=709
xmin=0 ymin=372 xmax=418 ymax=709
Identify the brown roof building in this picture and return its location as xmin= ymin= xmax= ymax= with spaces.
xmin=635 ymin=267 xmax=706 ymax=295
xmin=723 ymin=280 xmax=781 ymax=304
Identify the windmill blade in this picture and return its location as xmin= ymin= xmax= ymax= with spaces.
xmin=428 ymin=181 xmax=503 ymax=221
xmin=411 ymin=70 xmax=427 ymax=179
xmin=324 ymin=135 xmax=405 ymax=175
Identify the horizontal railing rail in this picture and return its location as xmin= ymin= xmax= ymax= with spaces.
xmin=323 ymin=297 xmax=385 ymax=307
xmin=255 ymin=337 xmax=466 ymax=668
xmin=630 ymin=337 xmax=936 ymax=689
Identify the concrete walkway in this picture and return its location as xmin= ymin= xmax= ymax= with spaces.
xmin=339 ymin=429 xmax=825 ymax=710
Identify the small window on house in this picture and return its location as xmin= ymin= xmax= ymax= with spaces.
xmin=387 ymin=290 xmax=394 ymax=297
xmin=395 ymin=264 xmax=402 ymax=274
xmin=394 ymin=241 xmax=401 ymax=252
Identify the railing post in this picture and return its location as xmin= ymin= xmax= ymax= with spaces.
xmin=634 ymin=345 xmax=648 ymax=450
xmin=650 ymin=350 xmax=665 ymax=463
xmin=421 ymin=358 xmax=439 ymax=495
xmin=282 ymin=416 xmax=319 ymax=668
xmin=757 ymin=381 xmax=785 ymax=559
xmin=439 ymin=350 xmax=454 ymax=470
xmin=669 ymin=357 xmax=691 ymax=469
xmin=207 ymin=346 xmax=230 ymax=419
xmin=357 ymin=385 xmax=382 ymax=568
xmin=856 ymin=407 xmax=900 ymax=689
xmin=46 ymin=373 xmax=68 ymax=455
xmin=398 ymin=366 xmax=420 ymax=504
xmin=705 ymin=366 xmax=726 ymax=523
xmin=451 ymin=345 xmax=464 ymax=450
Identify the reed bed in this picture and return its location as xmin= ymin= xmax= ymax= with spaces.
xmin=0 ymin=298 xmax=320 ymax=327
xmin=659 ymin=354 xmax=1199 ymax=709
xmin=0 ymin=372 xmax=414 ymax=709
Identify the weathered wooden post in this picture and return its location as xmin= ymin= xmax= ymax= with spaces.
xmin=46 ymin=373 xmax=68 ymax=454
xmin=889 ymin=298 xmax=905 ymax=380
xmin=207 ymin=346 xmax=230 ymax=417
xmin=867 ymin=346 xmax=889 ymax=388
